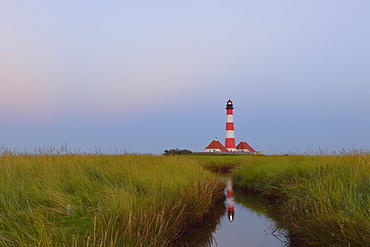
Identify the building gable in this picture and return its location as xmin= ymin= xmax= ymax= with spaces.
xmin=236 ymin=140 xmax=256 ymax=152
xmin=205 ymin=139 xmax=228 ymax=152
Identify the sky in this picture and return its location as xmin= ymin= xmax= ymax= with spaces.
xmin=1 ymin=1 xmax=370 ymax=154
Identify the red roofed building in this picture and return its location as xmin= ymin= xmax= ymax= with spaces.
xmin=236 ymin=139 xmax=256 ymax=152
xmin=205 ymin=138 xmax=228 ymax=152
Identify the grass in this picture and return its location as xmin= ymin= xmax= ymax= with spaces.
xmin=0 ymin=152 xmax=224 ymax=246
xmin=230 ymin=153 xmax=370 ymax=246
xmin=192 ymin=154 xmax=259 ymax=173
xmin=4 ymin=148 xmax=369 ymax=246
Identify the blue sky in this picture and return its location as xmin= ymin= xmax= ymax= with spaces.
xmin=1 ymin=1 xmax=370 ymax=154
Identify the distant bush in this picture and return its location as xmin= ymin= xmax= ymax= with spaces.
xmin=163 ymin=148 xmax=193 ymax=155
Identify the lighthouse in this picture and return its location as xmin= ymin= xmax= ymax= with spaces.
xmin=203 ymin=99 xmax=261 ymax=154
xmin=225 ymin=99 xmax=237 ymax=151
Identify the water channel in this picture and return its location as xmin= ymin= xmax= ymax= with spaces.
xmin=173 ymin=179 xmax=289 ymax=247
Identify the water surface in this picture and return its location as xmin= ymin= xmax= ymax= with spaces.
xmin=212 ymin=187 xmax=288 ymax=247
xmin=173 ymin=180 xmax=288 ymax=246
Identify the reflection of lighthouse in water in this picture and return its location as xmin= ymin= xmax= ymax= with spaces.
xmin=226 ymin=180 xmax=235 ymax=222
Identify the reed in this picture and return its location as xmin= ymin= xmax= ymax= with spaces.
xmin=0 ymin=153 xmax=224 ymax=246
xmin=231 ymin=153 xmax=370 ymax=246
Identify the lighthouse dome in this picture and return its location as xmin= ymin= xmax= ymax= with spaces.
xmin=226 ymin=99 xmax=234 ymax=109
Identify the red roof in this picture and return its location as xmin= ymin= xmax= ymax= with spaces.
xmin=205 ymin=139 xmax=228 ymax=152
xmin=236 ymin=140 xmax=256 ymax=152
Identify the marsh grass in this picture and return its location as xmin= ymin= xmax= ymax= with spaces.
xmin=231 ymin=153 xmax=370 ymax=246
xmin=192 ymin=155 xmax=259 ymax=173
xmin=0 ymin=152 xmax=224 ymax=246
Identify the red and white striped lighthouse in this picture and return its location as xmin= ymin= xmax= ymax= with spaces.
xmin=225 ymin=99 xmax=237 ymax=151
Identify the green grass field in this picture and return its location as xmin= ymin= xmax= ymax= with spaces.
xmin=0 ymin=153 xmax=224 ymax=246
xmin=2 ymin=149 xmax=370 ymax=246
